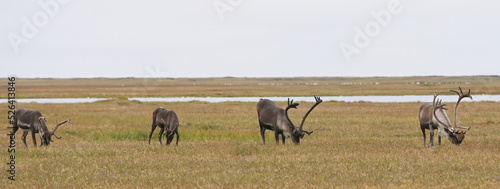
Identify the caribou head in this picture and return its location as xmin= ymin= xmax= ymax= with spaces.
xmin=162 ymin=119 xmax=179 ymax=145
xmin=37 ymin=117 xmax=51 ymax=146
xmin=285 ymin=96 xmax=322 ymax=144
xmin=432 ymin=87 xmax=472 ymax=145
xmin=41 ymin=119 xmax=71 ymax=146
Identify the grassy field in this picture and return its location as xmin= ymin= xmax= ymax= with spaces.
xmin=2 ymin=76 xmax=500 ymax=188
xmin=2 ymin=99 xmax=500 ymax=188
xmin=9 ymin=76 xmax=500 ymax=98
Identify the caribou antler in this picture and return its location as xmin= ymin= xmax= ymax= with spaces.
xmin=299 ymin=95 xmax=323 ymax=131
xmin=302 ymin=130 xmax=313 ymax=135
xmin=50 ymin=119 xmax=71 ymax=139
xmin=286 ymin=98 xmax=300 ymax=110
xmin=450 ymin=87 xmax=472 ymax=130
xmin=162 ymin=119 xmax=177 ymax=137
xmin=284 ymin=98 xmax=300 ymax=128
xmin=432 ymin=93 xmax=448 ymax=111
xmin=432 ymin=94 xmax=455 ymax=132
xmin=50 ymin=132 xmax=61 ymax=141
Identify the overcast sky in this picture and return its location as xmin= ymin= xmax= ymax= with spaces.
xmin=1 ymin=0 xmax=499 ymax=78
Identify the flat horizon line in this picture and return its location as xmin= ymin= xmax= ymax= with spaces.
xmin=5 ymin=75 xmax=500 ymax=80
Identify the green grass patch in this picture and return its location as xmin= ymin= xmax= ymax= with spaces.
xmin=200 ymin=123 xmax=221 ymax=130
xmin=63 ymin=129 xmax=148 ymax=141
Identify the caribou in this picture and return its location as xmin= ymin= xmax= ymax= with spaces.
xmin=12 ymin=108 xmax=71 ymax=147
xmin=419 ymin=87 xmax=472 ymax=146
xmin=257 ymin=95 xmax=322 ymax=145
xmin=148 ymin=107 xmax=180 ymax=146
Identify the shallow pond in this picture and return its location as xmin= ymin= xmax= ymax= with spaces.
xmin=5 ymin=95 xmax=499 ymax=103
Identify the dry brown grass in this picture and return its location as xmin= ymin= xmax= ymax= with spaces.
xmin=11 ymin=76 xmax=500 ymax=98
xmin=2 ymin=99 xmax=499 ymax=188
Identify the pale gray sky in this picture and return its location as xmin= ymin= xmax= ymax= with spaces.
xmin=1 ymin=0 xmax=499 ymax=78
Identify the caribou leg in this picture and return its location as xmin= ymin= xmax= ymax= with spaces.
xmin=158 ymin=127 xmax=165 ymax=145
xmin=31 ymin=131 xmax=37 ymax=147
xmin=281 ymin=134 xmax=285 ymax=144
xmin=22 ymin=131 xmax=29 ymax=147
xmin=421 ymin=126 xmax=426 ymax=146
xmin=175 ymin=130 xmax=179 ymax=146
xmin=148 ymin=124 xmax=157 ymax=145
xmin=259 ymin=123 xmax=266 ymax=144
xmin=438 ymin=135 xmax=441 ymax=146
xmin=274 ymin=130 xmax=280 ymax=145
xmin=429 ymin=124 xmax=434 ymax=147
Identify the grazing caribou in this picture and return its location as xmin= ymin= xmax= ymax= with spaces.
xmin=12 ymin=108 xmax=71 ymax=147
xmin=257 ymin=95 xmax=322 ymax=145
xmin=148 ymin=107 xmax=179 ymax=146
xmin=419 ymin=87 xmax=472 ymax=146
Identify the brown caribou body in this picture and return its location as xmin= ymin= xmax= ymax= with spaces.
xmin=419 ymin=87 xmax=471 ymax=146
xmin=13 ymin=108 xmax=70 ymax=147
xmin=257 ymin=96 xmax=322 ymax=144
xmin=148 ymin=107 xmax=179 ymax=145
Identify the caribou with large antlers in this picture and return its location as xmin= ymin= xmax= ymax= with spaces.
xmin=257 ymin=95 xmax=322 ymax=144
xmin=148 ymin=107 xmax=180 ymax=146
xmin=418 ymin=87 xmax=472 ymax=146
xmin=12 ymin=108 xmax=71 ymax=147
